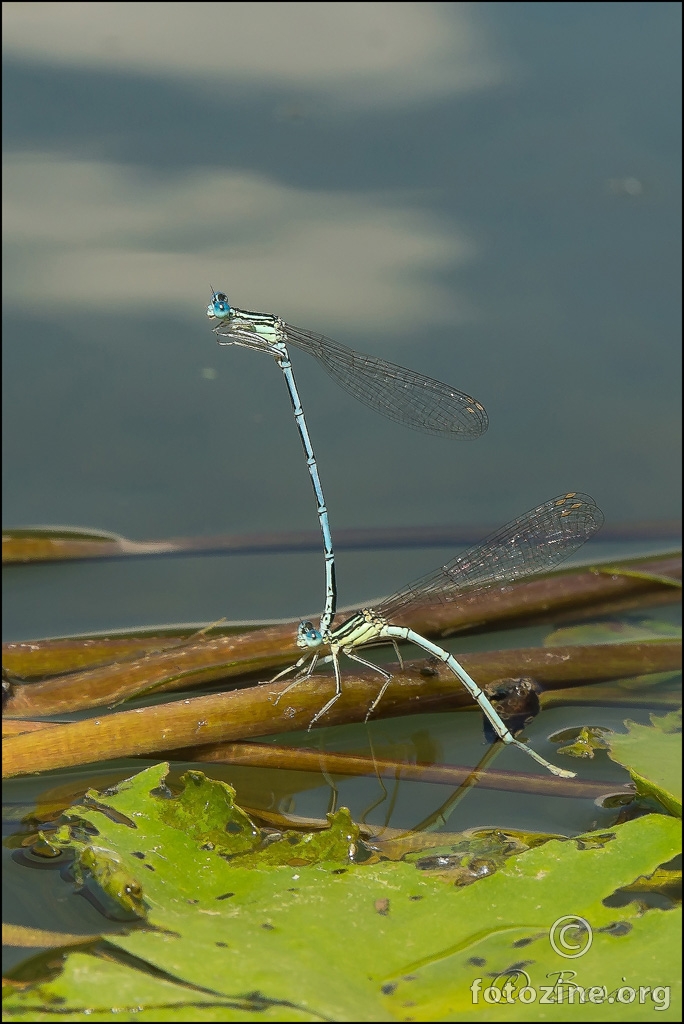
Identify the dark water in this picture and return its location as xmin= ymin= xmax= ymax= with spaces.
xmin=2 ymin=2 xmax=681 ymax=966
xmin=3 ymin=4 xmax=681 ymax=567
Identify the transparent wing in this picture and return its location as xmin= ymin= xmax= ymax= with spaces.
xmin=283 ymin=324 xmax=488 ymax=439
xmin=376 ymin=493 xmax=604 ymax=620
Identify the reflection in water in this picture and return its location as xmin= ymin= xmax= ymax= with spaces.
xmin=2 ymin=3 xmax=505 ymax=110
xmin=1 ymin=1 xmax=681 ymax=989
xmin=2 ymin=153 xmax=474 ymax=325
xmin=2 ymin=3 xmax=680 ymax=639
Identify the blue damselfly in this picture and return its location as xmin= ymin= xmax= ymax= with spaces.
xmin=276 ymin=493 xmax=604 ymax=778
xmin=207 ymin=291 xmax=487 ymax=634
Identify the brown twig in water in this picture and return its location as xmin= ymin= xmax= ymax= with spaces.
xmin=3 ymin=639 xmax=680 ymax=778
xmin=3 ymin=554 xmax=680 ymax=717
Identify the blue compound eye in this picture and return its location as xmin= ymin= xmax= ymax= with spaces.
xmin=296 ymin=620 xmax=321 ymax=648
xmin=208 ymin=289 xmax=231 ymax=317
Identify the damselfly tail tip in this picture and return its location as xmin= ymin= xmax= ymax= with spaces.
xmin=513 ymin=737 xmax=576 ymax=778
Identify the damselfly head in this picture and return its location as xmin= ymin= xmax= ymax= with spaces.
xmin=296 ymin=620 xmax=322 ymax=649
xmin=207 ymin=289 xmax=232 ymax=320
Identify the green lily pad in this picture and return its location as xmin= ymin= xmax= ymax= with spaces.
xmin=557 ymin=726 xmax=612 ymax=759
xmin=3 ymin=951 xmax=318 ymax=1022
xmin=3 ymin=764 xmax=681 ymax=1022
xmin=605 ymin=710 xmax=682 ymax=816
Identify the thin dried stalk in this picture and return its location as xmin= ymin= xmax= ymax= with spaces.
xmin=4 ymin=524 xmax=679 ymax=565
xmin=168 ymin=740 xmax=634 ymax=801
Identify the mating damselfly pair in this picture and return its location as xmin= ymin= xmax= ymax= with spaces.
xmin=207 ymin=291 xmax=603 ymax=779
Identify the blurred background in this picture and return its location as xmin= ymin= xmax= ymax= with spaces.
xmin=2 ymin=1 xmax=681 ymax=639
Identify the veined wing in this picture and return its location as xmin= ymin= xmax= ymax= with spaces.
xmin=283 ymin=323 xmax=488 ymax=439
xmin=375 ymin=493 xmax=604 ymax=620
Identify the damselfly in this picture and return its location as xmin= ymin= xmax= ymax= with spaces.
xmin=275 ymin=492 xmax=604 ymax=779
xmin=207 ymin=291 xmax=487 ymax=634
